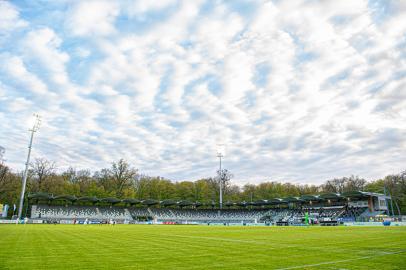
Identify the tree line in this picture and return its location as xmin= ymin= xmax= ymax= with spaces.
xmin=0 ymin=158 xmax=405 ymax=214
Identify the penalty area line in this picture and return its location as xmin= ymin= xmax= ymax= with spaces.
xmin=274 ymin=250 xmax=406 ymax=270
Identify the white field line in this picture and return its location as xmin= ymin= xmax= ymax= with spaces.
xmin=274 ymin=250 xmax=406 ymax=270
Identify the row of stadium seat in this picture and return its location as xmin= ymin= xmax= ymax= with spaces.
xmin=33 ymin=205 xmax=132 ymax=220
xmin=149 ymin=208 xmax=268 ymax=222
xmin=31 ymin=205 xmax=367 ymax=223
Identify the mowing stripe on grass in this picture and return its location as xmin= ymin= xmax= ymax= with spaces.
xmin=274 ymin=250 xmax=406 ymax=270
xmin=158 ymin=233 xmax=405 ymax=256
xmin=159 ymin=233 xmax=282 ymax=246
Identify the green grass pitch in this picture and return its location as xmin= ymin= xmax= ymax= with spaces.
xmin=1 ymin=225 xmax=405 ymax=269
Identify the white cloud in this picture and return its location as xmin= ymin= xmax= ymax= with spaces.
xmin=0 ymin=54 xmax=49 ymax=95
xmin=124 ymin=0 xmax=178 ymax=16
xmin=66 ymin=0 xmax=119 ymax=37
xmin=74 ymin=47 xmax=91 ymax=58
xmin=0 ymin=1 xmax=27 ymax=32
xmin=7 ymin=97 xmax=33 ymax=113
xmin=21 ymin=28 xmax=70 ymax=85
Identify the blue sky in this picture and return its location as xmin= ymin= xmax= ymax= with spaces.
xmin=0 ymin=0 xmax=405 ymax=184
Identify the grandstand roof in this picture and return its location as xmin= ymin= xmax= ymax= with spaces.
xmin=225 ymin=201 xmax=234 ymax=207
xmin=283 ymin=197 xmax=303 ymax=203
xmin=28 ymin=190 xmax=387 ymax=208
xmin=122 ymin=199 xmax=141 ymax=205
xmin=299 ymin=195 xmax=321 ymax=202
xmin=267 ymin=198 xmax=285 ymax=205
xmin=142 ymin=199 xmax=159 ymax=206
xmin=53 ymin=195 xmax=77 ymax=202
xmin=28 ymin=192 xmax=52 ymax=200
xmin=100 ymin=197 xmax=121 ymax=204
xmin=77 ymin=196 xmax=99 ymax=203
xmin=194 ymin=202 xmax=203 ymax=208
xmin=161 ymin=199 xmax=177 ymax=206
xmin=252 ymin=200 xmax=268 ymax=206
xmin=319 ymin=193 xmax=342 ymax=200
xmin=236 ymin=201 xmax=249 ymax=207
xmin=341 ymin=191 xmax=388 ymax=199
xmin=178 ymin=200 xmax=193 ymax=207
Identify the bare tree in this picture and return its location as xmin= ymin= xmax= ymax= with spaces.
xmin=110 ymin=159 xmax=138 ymax=197
xmin=345 ymin=175 xmax=366 ymax=191
xmin=218 ymin=169 xmax=233 ymax=190
xmin=207 ymin=169 xmax=234 ymax=202
xmin=322 ymin=178 xmax=346 ymax=193
xmin=322 ymin=176 xmax=366 ymax=193
xmin=30 ymin=158 xmax=56 ymax=192
xmin=62 ymin=167 xmax=77 ymax=184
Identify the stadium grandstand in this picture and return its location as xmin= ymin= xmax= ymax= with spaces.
xmin=27 ymin=191 xmax=392 ymax=225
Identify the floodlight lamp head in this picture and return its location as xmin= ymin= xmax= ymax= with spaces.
xmin=31 ymin=114 xmax=42 ymax=131
xmin=216 ymin=144 xmax=225 ymax=157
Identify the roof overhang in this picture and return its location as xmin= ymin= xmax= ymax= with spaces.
xmin=77 ymin=196 xmax=100 ymax=203
xmin=53 ymin=195 xmax=77 ymax=202
xmin=300 ymin=195 xmax=322 ymax=202
xmin=177 ymin=200 xmax=193 ymax=207
xmin=342 ymin=191 xmax=386 ymax=199
xmin=141 ymin=199 xmax=159 ymax=206
xmin=28 ymin=193 xmax=52 ymax=200
xmin=100 ymin=197 xmax=121 ymax=204
xmin=122 ymin=199 xmax=141 ymax=205
xmin=283 ymin=197 xmax=303 ymax=203
xmin=161 ymin=199 xmax=177 ymax=206
xmin=319 ymin=193 xmax=343 ymax=200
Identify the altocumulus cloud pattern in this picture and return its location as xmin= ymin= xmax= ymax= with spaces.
xmin=0 ymin=0 xmax=405 ymax=184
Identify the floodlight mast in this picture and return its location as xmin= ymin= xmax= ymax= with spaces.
xmin=17 ymin=114 xmax=41 ymax=221
xmin=217 ymin=151 xmax=223 ymax=209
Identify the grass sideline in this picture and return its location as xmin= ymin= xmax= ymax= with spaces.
xmin=0 ymin=225 xmax=405 ymax=269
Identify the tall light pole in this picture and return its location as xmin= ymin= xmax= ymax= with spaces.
xmin=17 ymin=114 xmax=41 ymax=221
xmin=217 ymin=152 xmax=223 ymax=209
xmin=216 ymin=144 xmax=224 ymax=209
